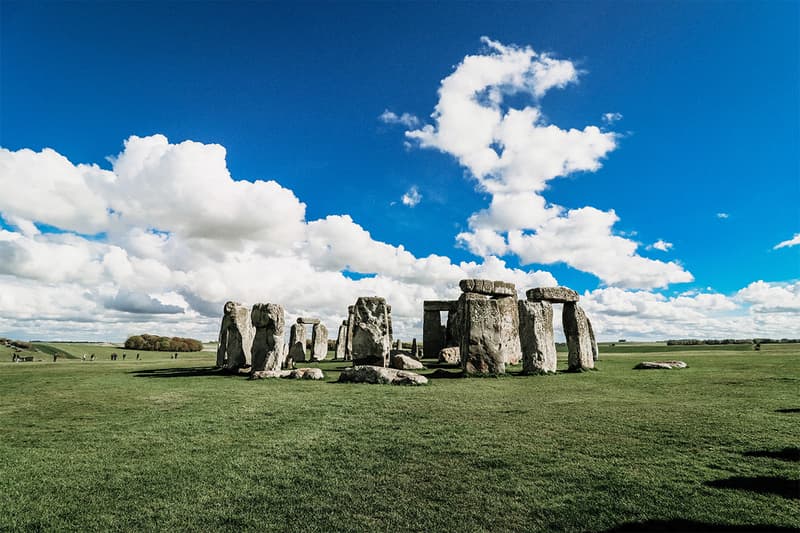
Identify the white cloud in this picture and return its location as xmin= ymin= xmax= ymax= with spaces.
xmin=406 ymin=37 xmax=692 ymax=290
xmin=774 ymin=233 xmax=800 ymax=250
xmin=648 ymin=239 xmax=673 ymax=252
xmin=379 ymin=110 xmax=420 ymax=128
xmin=0 ymin=134 xmax=560 ymax=341
xmin=401 ymin=186 xmax=422 ymax=207
xmin=602 ymin=112 xmax=623 ymax=124
xmin=716 ymin=212 xmax=730 ymax=219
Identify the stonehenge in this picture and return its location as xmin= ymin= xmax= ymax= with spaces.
xmin=423 ymin=282 xmax=598 ymax=375
xmin=214 ymin=280 xmax=599 ymax=382
xmin=216 ymin=301 xmax=255 ymax=371
xmin=350 ymin=296 xmax=392 ymax=367
xmin=250 ymin=303 xmax=286 ymax=376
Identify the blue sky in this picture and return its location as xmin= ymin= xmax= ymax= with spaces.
xmin=0 ymin=1 xmax=798 ymax=341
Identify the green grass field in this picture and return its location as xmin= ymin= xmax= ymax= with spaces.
xmin=0 ymin=342 xmax=797 ymax=532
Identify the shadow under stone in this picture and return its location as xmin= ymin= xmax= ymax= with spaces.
xmin=705 ymin=476 xmax=799 ymax=500
xmin=596 ymin=519 xmax=798 ymax=532
xmin=130 ymin=366 xmax=233 ymax=378
xmin=426 ymin=368 xmax=465 ymax=379
xmin=775 ymin=408 xmax=800 ymax=413
xmin=743 ymin=447 xmax=800 ymax=462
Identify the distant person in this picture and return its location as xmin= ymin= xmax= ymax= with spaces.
xmin=53 ymin=354 xmax=57 ymax=362
xmin=136 ymin=353 xmax=140 ymax=360
xmin=122 ymin=353 xmax=126 ymax=360
xmin=82 ymin=354 xmax=86 ymax=362
xmin=90 ymin=353 xmax=95 ymax=361
xmin=174 ymin=353 xmax=178 ymax=359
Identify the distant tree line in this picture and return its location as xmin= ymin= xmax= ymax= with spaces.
xmin=666 ymin=338 xmax=800 ymax=345
xmin=124 ymin=334 xmax=203 ymax=352
xmin=0 ymin=338 xmax=33 ymax=350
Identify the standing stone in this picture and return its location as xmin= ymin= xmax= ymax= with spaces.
xmin=351 ymin=296 xmax=392 ymax=367
xmin=459 ymin=293 xmax=506 ymax=375
xmin=587 ymin=318 xmax=599 ymax=361
xmin=411 ymin=338 xmax=419 ymax=360
xmin=311 ymin=323 xmax=329 ymax=361
xmin=423 ymin=310 xmax=445 ymax=359
xmin=387 ymin=305 xmax=393 ymax=338
xmin=335 ymin=322 xmax=347 ymax=359
xmin=445 ymin=306 xmax=462 ymax=347
xmin=496 ymin=295 xmax=522 ymax=365
xmin=518 ymin=300 xmax=557 ymax=374
xmin=344 ymin=305 xmax=355 ymax=360
xmin=250 ymin=303 xmax=286 ymax=375
xmin=288 ymin=323 xmax=307 ymax=365
xmin=216 ymin=301 xmax=255 ymax=371
xmin=563 ymin=302 xmax=594 ymax=371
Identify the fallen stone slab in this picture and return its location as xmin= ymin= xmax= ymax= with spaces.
xmin=337 ymin=365 xmax=428 ymax=386
xmin=391 ymin=354 xmax=424 ymax=370
xmin=250 ymin=367 xmax=325 ymax=380
xmin=526 ymin=286 xmax=579 ymax=303
xmin=438 ymin=346 xmax=460 ymax=365
xmin=634 ymin=361 xmax=688 ymax=370
xmin=459 ymin=279 xmax=516 ymax=297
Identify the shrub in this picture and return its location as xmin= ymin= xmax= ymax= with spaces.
xmin=124 ymin=334 xmax=203 ymax=352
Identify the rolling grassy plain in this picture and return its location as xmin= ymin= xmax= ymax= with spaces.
xmin=0 ymin=342 xmax=798 ymax=532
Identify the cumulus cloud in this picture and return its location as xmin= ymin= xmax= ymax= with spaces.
xmin=406 ymin=37 xmax=692 ymax=290
xmin=716 ymin=212 xmax=730 ymax=219
xmin=401 ymin=186 xmax=422 ymax=207
xmin=0 ymin=134 xmax=560 ymax=340
xmin=774 ymin=233 xmax=800 ymax=250
xmin=379 ymin=110 xmax=420 ymax=128
xmin=602 ymin=112 xmax=623 ymax=124
xmin=648 ymin=239 xmax=673 ymax=252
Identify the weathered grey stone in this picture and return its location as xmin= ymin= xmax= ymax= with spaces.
xmin=459 ymin=279 xmax=516 ymax=297
xmin=351 ymin=297 xmax=392 ymax=366
xmin=334 ymin=323 xmax=347 ymax=359
xmin=250 ymin=303 xmax=286 ymax=373
xmin=438 ymin=346 xmax=460 ymax=365
xmin=587 ymin=318 xmax=599 ymax=361
xmin=311 ymin=323 xmax=328 ymax=361
xmin=337 ymin=365 xmax=428 ymax=386
xmin=391 ymin=354 xmax=425 ymax=370
xmin=287 ymin=323 xmax=306 ymax=366
xmin=387 ymin=305 xmax=393 ymax=338
xmin=287 ymin=367 xmax=325 ymax=380
xmin=459 ymin=293 xmax=506 ymax=375
xmin=344 ymin=305 xmax=355 ymax=360
xmin=518 ymin=300 xmax=557 ymax=374
xmin=634 ymin=360 xmax=687 ymax=370
xmin=423 ymin=300 xmax=458 ymax=312
xmin=526 ymin=286 xmax=579 ymax=303
xmin=216 ymin=301 xmax=255 ymax=371
xmin=423 ymin=309 xmax=445 ymax=359
xmin=496 ymin=295 xmax=522 ymax=365
xmin=296 ymin=317 xmax=320 ymax=325
xmin=563 ymin=302 xmax=594 ymax=371
xmin=250 ymin=367 xmax=326 ymax=379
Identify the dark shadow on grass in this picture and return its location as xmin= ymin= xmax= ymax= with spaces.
xmin=424 ymin=361 xmax=460 ymax=369
xmin=426 ymin=368 xmax=466 ymax=379
xmin=596 ymin=519 xmax=798 ymax=532
xmin=775 ymin=408 xmax=800 ymax=413
xmin=705 ymin=476 xmax=799 ymax=499
xmin=743 ymin=447 xmax=800 ymax=462
xmin=130 ymin=367 xmax=236 ymax=378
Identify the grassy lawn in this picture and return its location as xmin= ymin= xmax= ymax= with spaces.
xmin=0 ymin=343 xmax=797 ymax=532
